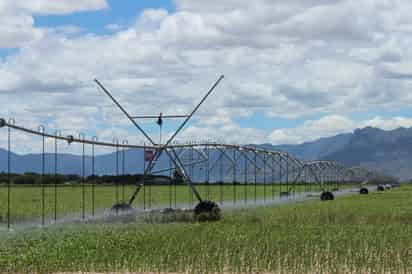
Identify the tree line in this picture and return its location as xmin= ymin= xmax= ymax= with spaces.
xmin=0 ymin=172 xmax=180 ymax=185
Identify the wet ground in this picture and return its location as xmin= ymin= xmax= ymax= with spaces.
xmin=0 ymin=186 xmax=377 ymax=233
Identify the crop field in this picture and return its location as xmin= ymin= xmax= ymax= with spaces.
xmin=1 ymin=184 xmax=409 ymax=273
xmin=0 ymin=183 xmax=346 ymax=224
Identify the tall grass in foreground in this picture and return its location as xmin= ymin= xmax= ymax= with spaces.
xmin=1 ymin=186 xmax=411 ymax=273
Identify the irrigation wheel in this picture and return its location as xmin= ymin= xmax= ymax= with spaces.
xmin=320 ymin=191 xmax=335 ymax=201
xmin=111 ymin=202 xmax=134 ymax=212
xmin=194 ymin=200 xmax=221 ymax=222
xmin=360 ymin=188 xmax=369 ymax=195
xmin=377 ymin=185 xmax=385 ymax=192
xmin=280 ymin=191 xmax=290 ymax=198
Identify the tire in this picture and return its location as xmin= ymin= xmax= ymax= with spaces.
xmin=194 ymin=200 xmax=221 ymax=222
xmin=360 ymin=188 xmax=369 ymax=195
xmin=377 ymin=185 xmax=385 ymax=192
xmin=320 ymin=191 xmax=334 ymax=201
xmin=280 ymin=191 xmax=290 ymax=198
xmin=111 ymin=202 xmax=134 ymax=212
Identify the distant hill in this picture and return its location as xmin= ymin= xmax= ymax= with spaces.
xmin=267 ymin=126 xmax=412 ymax=180
xmin=2 ymin=126 xmax=412 ymax=180
xmin=0 ymin=147 xmax=243 ymax=182
xmin=0 ymin=148 xmax=147 ymax=176
xmin=259 ymin=133 xmax=352 ymax=160
xmin=322 ymin=127 xmax=412 ymax=180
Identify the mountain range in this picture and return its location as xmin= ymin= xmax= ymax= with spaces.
xmin=1 ymin=126 xmax=412 ymax=180
xmin=272 ymin=126 xmax=412 ymax=180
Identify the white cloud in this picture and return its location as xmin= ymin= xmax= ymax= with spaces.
xmin=2 ymin=0 xmax=412 ymax=147
xmin=0 ymin=0 xmax=107 ymax=48
xmin=6 ymin=0 xmax=108 ymax=15
xmin=269 ymin=115 xmax=412 ymax=145
xmin=0 ymin=10 xmax=43 ymax=48
xmin=361 ymin=116 xmax=412 ymax=130
xmin=269 ymin=115 xmax=355 ymax=144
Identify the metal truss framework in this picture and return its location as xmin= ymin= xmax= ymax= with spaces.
xmin=1 ymin=119 xmax=385 ymax=198
xmin=1 ymin=116 xmax=400 ymax=230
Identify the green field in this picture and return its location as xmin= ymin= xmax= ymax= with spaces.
xmin=0 ymin=183 xmax=343 ymax=224
xmin=1 ymin=184 xmax=409 ymax=273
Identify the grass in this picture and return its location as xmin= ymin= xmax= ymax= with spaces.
xmin=1 ymin=184 xmax=410 ymax=273
xmin=0 ymin=182 xmax=344 ymax=223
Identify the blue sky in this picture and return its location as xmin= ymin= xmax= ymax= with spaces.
xmin=34 ymin=0 xmax=175 ymax=35
xmin=1 ymin=0 xmax=412 ymax=147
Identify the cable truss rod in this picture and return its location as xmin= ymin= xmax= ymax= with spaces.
xmin=131 ymin=115 xmax=190 ymax=119
xmin=151 ymin=158 xmax=208 ymax=175
xmin=167 ymin=143 xmax=287 ymax=156
xmin=94 ymin=79 xmax=157 ymax=145
xmin=0 ymin=120 xmax=297 ymax=160
xmin=0 ymin=120 xmax=155 ymax=149
xmin=163 ymin=75 xmax=224 ymax=148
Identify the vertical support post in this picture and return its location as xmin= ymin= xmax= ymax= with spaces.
xmin=174 ymin=156 xmax=177 ymax=208
xmin=286 ymin=157 xmax=289 ymax=194
xmin=122 ymin=140 xmax=127 ymax=202
xmin=219 ymin=148 xmax=223 ymax=205
xmin=172 ymin=145 xmax=176 ymax=209
xmin=271 ymin=154 xmax=275 ymax=200
xmin=92 ymin=137 xmax=97 ymax=217
xmin=40 ymin=126 xmax=45 ymax=226
xmin=7 ymin=122 xmax=11 ymax=229
xmin=114 ymin=138 xmax=119 ymax=213
xmin=149 ymin=147 xmax=152 ymax=209
xmin=169 ymin=155 xmax=172 ymax=208
xmin=336 ymin=166 xmax=339 ymax=190
xmin=304 ymin=166 xmax=308 ymax=192
xmin=244 ymin=150 xmax=247 ymax=205
xmin=279 ymin=155 xmax=282 ymax=197
xmin=254 ymin=148 xmax=257 ymax=204
xmin=206 ymin=144 xmax=210 ymax=200
xmin=80 ymin=133 xmax=85 ymax=220
xmin=190 ymin=142 xmax=194 ymax=207
xmin=143 ymin=143 xmax=146 ymax=210
xmin=54 ymin=131 xmax=59 ymax=222
xmin=263 ymin=152 xmax=266 ymax=203
xmin=233 ymin=148 xmax=236 ymax=205
xmin=205 ymin=144 xmax=210 ymax=200
xmin=309 ymin=166 xmax=312 ymax=192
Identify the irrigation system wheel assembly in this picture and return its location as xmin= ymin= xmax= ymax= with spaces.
xmin=95 ymin=75 xmax=225 ymax=216
xmin=194 ymin=200 xmax=221 ymax=222
xmin=377 ymin=185 xmax=385 ymax=192
xmin=360 ymin=187 xmax=369 ymax=195
xmin=320 ymin=191 xmax=335 ymax=201
xmin=111 ymin=202 xmax=134 ymax=212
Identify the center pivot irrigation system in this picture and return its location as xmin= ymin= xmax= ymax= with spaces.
xmin=94 ymin=75 xmax=226 ymax=219
xmin=93 ymin=75 xmax=391 ymax=218
xmin=0 ymin=75 xmax=397 ymax=225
